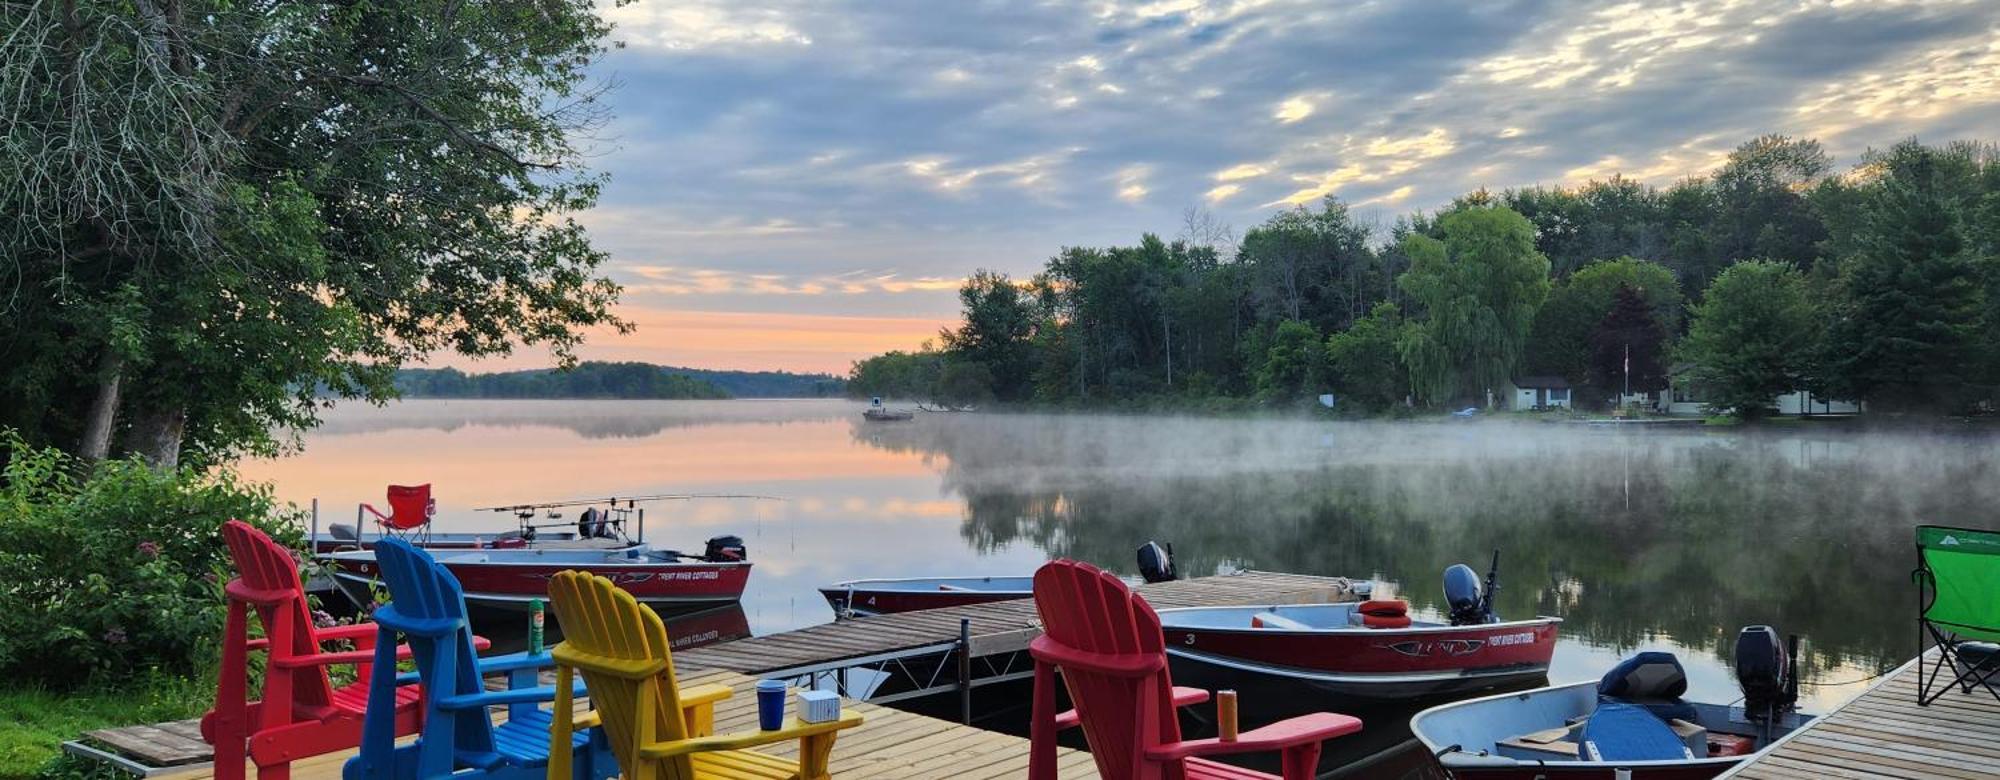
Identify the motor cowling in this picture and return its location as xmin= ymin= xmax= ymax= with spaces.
xmin=1444 ymin=563 xmax=1489 ymax=625
xmin=1736 ymin=625 xmax=1797 ymax=718
xmin=1137 ymin=541 xmax=1177 ymax=584
xmin=704 ymin=535 xmax=747 ymax=562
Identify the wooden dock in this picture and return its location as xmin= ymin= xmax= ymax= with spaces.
xmin=70 ymin=669 xmax=1103 ymax=779
xmin=1720 ymin=649 xmax=2000 ymax=779
xmin=69 ymin=570 xmax=1360 ymax=774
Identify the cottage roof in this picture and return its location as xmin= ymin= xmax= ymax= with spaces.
xmin=1512 ymin=375 xmax=1570 ymax=389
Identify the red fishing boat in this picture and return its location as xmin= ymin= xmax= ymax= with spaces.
xmin=1156 ymin=554 xmax=1560 ymax=698
xmin=327 ymin=538 xmax=750 ymax=612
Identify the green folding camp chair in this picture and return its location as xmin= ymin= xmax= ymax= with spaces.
xmin=1914 ymin=525 xmax=2000 ymax=705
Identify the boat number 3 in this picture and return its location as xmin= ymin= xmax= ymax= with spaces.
xmin=1183 ymin=633 xmax=1196 ymax=645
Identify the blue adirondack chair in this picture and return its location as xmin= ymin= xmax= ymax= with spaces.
xmin=344 ymin=537 xmax=617 ymax=780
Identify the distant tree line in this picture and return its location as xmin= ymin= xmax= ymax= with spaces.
xmin=396 ymin=363 xmax=845 ymax=400
xmin=848 ymin=135 xmax=2000 ymax=419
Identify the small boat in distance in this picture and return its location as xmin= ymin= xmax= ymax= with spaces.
xmin=863 ymin=397 xmax=915 ymax=421
xmin=1412 ymin=628 xmax=1813 ymax=778
xmin=1156 ymin=553 xmax=1559 ymax=698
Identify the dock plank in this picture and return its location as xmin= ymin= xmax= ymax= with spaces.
xmin=1718 ymin=649 xmax=2000 ymax=779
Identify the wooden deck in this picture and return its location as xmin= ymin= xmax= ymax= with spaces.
xmin=676 ymin=570 xmax=1360 ymax=675
xmin=73 ymin=668 xmax=1101 ymax=779
xmin=1720 ymin=649 xmax=2000 ymax=779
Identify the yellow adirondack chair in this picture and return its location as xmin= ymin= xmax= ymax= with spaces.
xmin=545 ymin=571 xmax=862 ymax=780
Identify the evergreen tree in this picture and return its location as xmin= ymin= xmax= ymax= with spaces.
xmin=1589 ymin=285 xmax=1668 ymax=401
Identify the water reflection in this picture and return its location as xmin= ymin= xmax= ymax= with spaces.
xmin=244 ymin=400 xmax=1999 ymax=718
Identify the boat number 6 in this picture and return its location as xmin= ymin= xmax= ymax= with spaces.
xmin=1183 ymin=633 xmax=1196 ymax=645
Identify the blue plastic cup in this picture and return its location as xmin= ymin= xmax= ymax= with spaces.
xmin=756 ymin=679 xmax=787 ymax=730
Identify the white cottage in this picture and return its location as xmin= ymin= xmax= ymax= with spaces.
xmin=1506 ymin=376 xmax=1572 ymax=411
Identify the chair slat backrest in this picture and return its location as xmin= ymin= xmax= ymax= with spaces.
xmin=548 ymin=571 xmax=697 ymax=779
xmin=1032 ymin=560 xmax=1179 ymax=778
xmin=372 ymin=537 xmax=492 ymax=755
xmin=221 ymin=520 xmax=333 ymax=708
xmin=1918 ymin=525 xmax=2000 ymax=641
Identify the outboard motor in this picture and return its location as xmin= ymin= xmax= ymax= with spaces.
xmin=1444 ymin=564 xmax=1486 ymax=625
xmin=1735 ymin=625 xmax=1799 ymax=720
xmin=578 ymin=507 xmax=614 ymax=539
xmin=703 ymin=535 xmax=747 ymax=563
xmin=1137 ymin=541 xmax=1178 ymax=584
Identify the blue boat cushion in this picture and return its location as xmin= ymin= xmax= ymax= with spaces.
xmin=1598 ymin=652 xmax=1688 ymax=700
xmin=1580 ymin=702 xmax=1694 ymax=762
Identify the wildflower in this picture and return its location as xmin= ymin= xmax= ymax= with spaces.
xmin=103 ymin=627 xmax=127 ymax=644
xmin=314 ymin=610 xmax=337 ymax=628
xmin=137 ymin=540 xmax=161 ymax=559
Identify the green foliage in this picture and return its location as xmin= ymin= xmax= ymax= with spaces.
xmin=932 ymin=362 xmax=998 ymax=408
xmin=1326 ymin=303 xmax=1409 ymax=412
xmin=1 ymin=0 xmax=629 ymax=465
xmin=848 ymin=350 xmax=946 ymax=401
xmin=395 ymin=363 xmax=736 ymax=400
xmin=1254 ymin=321 xmax=1330 ymax=401
xmin=1396 ymin=207 xmax=1552 ymax=405
xmin=939 ymin=271 xmax=1042 ymax=401
xmin=0 ymin=432 xmax=301 ymax=687
xmin=1238 ymin=197 xmax=1387 ymax=331
xmin=1525 ymin=257 xmax=1683 ymax=396
xmin=1681 ymin=261 xmax=1817 ymax=419
xmin=6 ymin=674 xmax=211 ymax=779
xmin=1589 ymin=285 xmax=1669 ymax=396
xmin=1820 ymin=141 xmax=1987 ymax=413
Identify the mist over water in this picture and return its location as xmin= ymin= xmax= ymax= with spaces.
xmin=246 ymin=399 xmax=2000 ymax=720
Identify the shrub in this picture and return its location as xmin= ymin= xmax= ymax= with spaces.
xmin=0 ymin=432 xmax=303 ymax=688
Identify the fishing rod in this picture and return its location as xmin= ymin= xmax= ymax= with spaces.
xmin=473 ymin=493 xmax=784 ymax=513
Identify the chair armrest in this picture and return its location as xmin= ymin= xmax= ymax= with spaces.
xmin=638 ymin=715 xmax=863 ymax=760
xmin=679 ymin=683 xmax=733 ymax=708
xmin=475 ymin=650 xmax=556 ymax=674
xmin=1055 ymin=686 xmax=1208 ymax=730
xmin=1143 ymin=712 xmax=1361 ymax=762
xmin=437 ymin=682 xmax=587 ymax=711
xmin=270 ymin=644 xmax=414 ymax=669
xmin=573 ymin=711 xmax=601 ymax=731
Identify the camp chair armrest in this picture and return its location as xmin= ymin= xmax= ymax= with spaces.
xmin=269 ymin=643 xmax=414 ymax=669
xmin=1028 ymin=635 xmax=1166 ymax=677
xmin=474 ymin=649 xmax=557 ymax=674
xmin=437 ymin=681 xmax=587 ymax=711
xmin=637 ymin=715 xmax=863 ymax=759
xmin=1143 ymin=712 xmax=1362 ymax=762
xmin=1055 ymin=686 xmax=1208 ymax=730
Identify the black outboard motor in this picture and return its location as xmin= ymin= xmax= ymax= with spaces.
xmin=1445 ymin=550 xmax=1501 ymax=626
xmin=1137 ymin=541 xmax=1178 ymax=584
xmin=703 ymin=535 xmax=747 ymax=562
xmin=1735 ymin=625 xmax=1799 ymax=720
xmin=578 ymin=507 xmax=614 ymax=539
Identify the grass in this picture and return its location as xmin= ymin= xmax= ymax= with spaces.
xmin=0 ymin=673 xmax=211 ymax=779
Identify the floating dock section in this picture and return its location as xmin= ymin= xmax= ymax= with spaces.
xmin=1719 ymin=649 xmax=2000 ymax=779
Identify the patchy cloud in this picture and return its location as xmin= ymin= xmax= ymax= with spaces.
xmin=498 ymin=0 xmax=2000 ymax=371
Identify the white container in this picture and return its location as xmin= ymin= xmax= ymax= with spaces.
xmin=797 ymin=690 xmax=841 ymax=723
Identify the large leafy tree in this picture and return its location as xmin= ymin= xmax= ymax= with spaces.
xmin=1237 ymin=197 xmax=1379 ymax=332
xmin=1 ymin=0 xmax=629 ymax=466
xmin=1821 ymin=142 xmax=1984 ymax=413
xmin=1253 ymin=320 xmax=1328 ymax=402
xmin=1326 ymin=303 xmax=1408 ymax=412
xmin=940 ymin=270 xmax=1041 ymax=401
xmin=1396 ymin=207 xmax=1551 ymax=406
xmin=1524 ymin=257 xmax=1682 ymax=398
xmin=1589 ymin=285 xmax=1668 ymax=399
xmin=1682 ymin=261 xmax=1817 ymax=419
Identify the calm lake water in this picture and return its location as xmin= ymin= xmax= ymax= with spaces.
xmin=243 ymin=398 xmax=1998 ymax=766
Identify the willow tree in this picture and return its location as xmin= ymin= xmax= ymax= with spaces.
xmin=1396 ymin=206 xmax=1551 ymax=406
xmin=1 ymin=0 xmax=629 ymax=466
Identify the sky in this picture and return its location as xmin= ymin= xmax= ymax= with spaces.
xmin=453 ymin=0 xmax=2000 ymax=375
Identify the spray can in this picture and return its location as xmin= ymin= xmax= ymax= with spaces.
xmin=529 ymin=598 xmax=545 ymax=655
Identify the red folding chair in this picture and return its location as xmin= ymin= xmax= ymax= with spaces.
xmin=360 ymin=484 xmax=434 ymax=541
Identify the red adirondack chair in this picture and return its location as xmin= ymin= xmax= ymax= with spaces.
xmin=1028 ymin=559 xmax=1362 ymax=780
xmin=202 ymin=520 xmax=445 ymax=780
xmin=360 ymin=484 xmax=433 ymax=533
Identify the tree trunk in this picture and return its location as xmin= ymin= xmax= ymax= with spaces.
xmin=120 ymin=402 xmax=187 ymax=469
xmin=78 ymin=349 xmax=125 ymax=461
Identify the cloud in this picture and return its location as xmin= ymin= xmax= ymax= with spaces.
xmin=622 ymin=266 xmax=963 ymax=297
xmin=1206 ymin=183 xmax=1243 ymax=203
xmin=1115 ymin=164 xmax=1152 ymax=203
xmin=1275 ymin=96 xmax=1315 ymax=123
xmin=604 ymin=2 xmax=813 ymax=50
xmin=1215 ymin=163 xmax=1270 ymax=181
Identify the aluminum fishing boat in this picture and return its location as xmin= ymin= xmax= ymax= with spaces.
xmin=820 ymin=576 xmax=1034 ymax=617
xmin=1412 ymin=630 xmax=1813 ymax=779
xmin=328 ymin=539 xmax=751 ymax=612
xmin=1158 ymin=554 xmax=1559 ymax=698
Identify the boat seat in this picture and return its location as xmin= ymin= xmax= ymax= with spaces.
xmin=1250 ymin=611 xmax=1313 ymax=630
xmin=1580 ymin=702 xmax=1693 ymax=762
xmin=1496 ymin=724 xmax=1581 ymax=761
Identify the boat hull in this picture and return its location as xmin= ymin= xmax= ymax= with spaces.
xmin=819 ymin=586 xmax=1029 ymax=617
xmin=330 ymin=554 xmax=750 ymax=610
xmin=1159 ymin=609 xmax=1560 ymax=699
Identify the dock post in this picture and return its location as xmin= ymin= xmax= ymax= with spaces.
xmin=310 ymin=498 xmax=319 ymax=550
xmin=958 ymin=617 xmax=972 ymax=724
xmin=637 ymin=507 xmax=645 ymax=544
